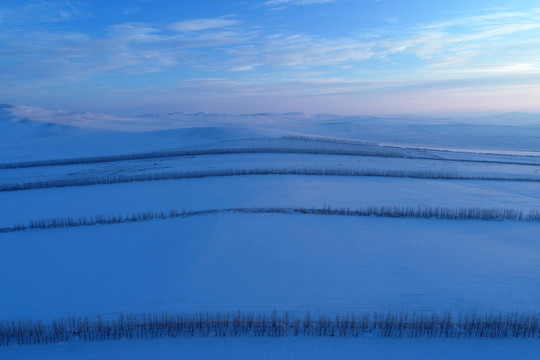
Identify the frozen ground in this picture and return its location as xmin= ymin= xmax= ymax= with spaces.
xmin=0 ymin=104 xmax=539 ymax=357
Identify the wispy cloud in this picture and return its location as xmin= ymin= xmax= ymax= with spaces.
xmin=225 ymin=34 xmax=374 ymax=71
xmin=175 ymin=73 xmax=540 ymax=98
xmin=0 ymin=20 xmax=246 ymax=81
xmin=261 ymin=0 xmax=336 ymax=10
xmin=377 ymin=9 xmax=540 ymax=77
xmin=169 ymin=17 xmax=239 ymax=32
xmin=0 ymin=0 xmax=88 ymax=26
xmin=220 ymin=8 xmax=540 ymax=78
xmin=108 ymin=73 xmax=540 ymax=115
xmin=121 ymin=7 xmax=141 ymax=15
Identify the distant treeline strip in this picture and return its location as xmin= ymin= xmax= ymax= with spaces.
xmin=0 ymin=147 xmax=403 ymax=169
xmin=2 ymin=168 xmax=540 ymax=192
xmin=2 ymin=206 xmax=539 ymax=233
xmin=1 ymin=311 xmax=539 ymax=346
xmin=1 ymin=146 xmax=540 ymax=171
xmin=284 ymin=134 xmax=540 ymax=159
xmin=282 ymin=135 xmax=379 ymax=146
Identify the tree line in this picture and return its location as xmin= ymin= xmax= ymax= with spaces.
xmin=1 ymin=146 xmax=539 ymax=170
xmin=1 ymin=311 xmax=539 ymax=346
xmin=2 ymin=206 xmax=539 ymax=233
xmin=3 ymin=167 xmax=540 ymax=192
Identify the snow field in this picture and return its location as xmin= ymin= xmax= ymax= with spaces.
xmin=1 ymin=109 xmax=539 ymax=358
xmin=2 ymin=337 xmax=540 ymax=360
xmin=1 ymin=214 xmax=539 ymax=321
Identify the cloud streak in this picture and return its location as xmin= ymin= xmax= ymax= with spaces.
xmin=262 ymin=0 xmax=336 ymax=9
xmin=0 ymin=19 xmax=247 ymax=81
xmin=0 ymin=0 xmax=88 ymax=26
xmin=169 ymin=18 xmax=239 ymax=32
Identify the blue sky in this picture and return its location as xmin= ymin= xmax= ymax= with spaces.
xmin=1 ymin=0 xmax=540 ymax=115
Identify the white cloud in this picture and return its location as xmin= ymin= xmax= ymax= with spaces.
xmin=169 ymin=18 xmax=239 ymax=32
xmin=229 ymin=65 xmax=256 ymax=72
xmin=0 ymin=18 xmax=248 ymax=82
xmin=226 ymin=34 xmax=374 ymax=71
xmin=261 ymin=0 xmax=336 ymax=9
xmin=162 ymin=73 xmax=540 ymax=115
xmin=263 ymin=0 xmax=335 ymax=4
xmin=106 ymin=23 xmax=161 ymax=42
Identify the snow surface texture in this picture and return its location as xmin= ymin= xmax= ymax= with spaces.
xmin=3 ymin=338 xmax=540 ymax=360
xmin=0 ymin=105 xmax=539 ymax=357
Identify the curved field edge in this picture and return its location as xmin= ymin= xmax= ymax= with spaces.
xmin=3 ymin=206 xmax=539 ymax=233
xmin=2 ymin=311 xmax=539 ymax=346
xmin=2 ymin=168 xmax=540 ymax=192
xmin=2 ymin=146 xmax=540 ymax=171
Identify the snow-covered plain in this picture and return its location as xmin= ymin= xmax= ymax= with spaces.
xmin=1 ymin=214 xmax=539 ymax=320
xmin=1 ymin=104 xmax=539 ymax=358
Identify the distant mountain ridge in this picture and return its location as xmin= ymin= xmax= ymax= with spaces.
xmin=1 ymin=103 xmax=539 ymax=163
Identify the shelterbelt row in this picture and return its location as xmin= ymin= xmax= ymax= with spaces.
xmin=2 ymin=145 xmax=540 ymax=170
xmin=2 ymin=167 xmax=540 ymax=192
xmin=2 ymin=310 xmax=539 ymax=347
xmin=2 ymin=205 xmax=539 ymax=233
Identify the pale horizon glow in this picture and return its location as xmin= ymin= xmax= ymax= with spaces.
xmin=1 ymin=0 xmax=540 ymax=116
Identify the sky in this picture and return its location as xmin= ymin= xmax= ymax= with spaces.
xmin=1 ymin=0 xmax=540 ymax=115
